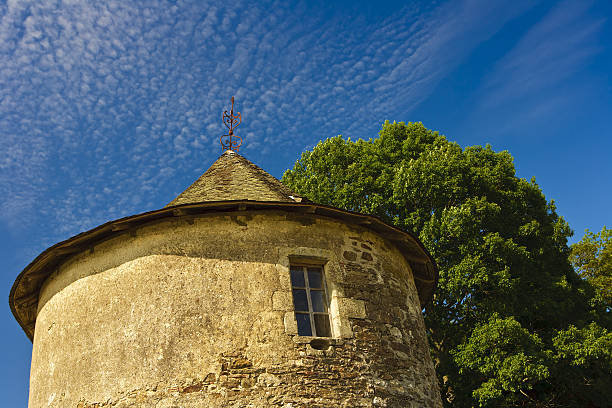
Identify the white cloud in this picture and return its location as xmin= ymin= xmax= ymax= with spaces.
xmin=0 ymin=0 xmax=535 ymax=243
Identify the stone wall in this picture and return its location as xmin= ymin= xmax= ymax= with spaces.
xmin=30 ymin=211 xmax=442 ymax=407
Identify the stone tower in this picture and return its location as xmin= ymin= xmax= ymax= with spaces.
xmin=10 ymin=150 xmax=442 ymax=407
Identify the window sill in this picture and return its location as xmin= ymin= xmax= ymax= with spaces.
xmin=292 ymin=335 xmax=343 ymax=347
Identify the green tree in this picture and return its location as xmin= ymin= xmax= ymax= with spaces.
xmin=551 ymin=323 xmax=612 ymax=407
xmin=570 ymin=227 xmax=612 ymax=309
xmin=282 ymin=122 xmax=611 ymax=407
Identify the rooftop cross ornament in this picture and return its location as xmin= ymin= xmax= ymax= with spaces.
xmin=220 ymin=96 xmax=242 ymax=152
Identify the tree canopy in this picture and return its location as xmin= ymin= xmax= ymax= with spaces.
xmin=282 ymin=122 xmax=611 ymax=407
xmin=570 ymin=226 xmax=612 ymax=310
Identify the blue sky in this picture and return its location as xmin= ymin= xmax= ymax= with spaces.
xmin=1 ymin=0 xmax=611 ymax=404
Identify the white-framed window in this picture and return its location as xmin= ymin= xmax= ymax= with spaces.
xmin=290 ymin=264 xmax=332 ymax=337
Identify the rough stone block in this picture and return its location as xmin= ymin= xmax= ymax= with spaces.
xmin=388 ymin=325 xmax=403 ymax=339
xmin=343 ymin=251 xmax=357 ymax=261
xmin=338 ymin=297 xmax=367 ymax=319
xmin=272 ymin=291 xmax=293 ymax=311
xmin=276 ymin=264 xmax=292 ymax=290
xmin=332 ymin=315 xmax=354 ymax=338
xmin=283 ymin=312 xmax=298 ymax=335
xmin=361 ymin=251 xmax=373 ymax=261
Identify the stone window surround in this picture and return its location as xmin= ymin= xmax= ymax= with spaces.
xmin=274 ymin=247 xmax=367 ymax=344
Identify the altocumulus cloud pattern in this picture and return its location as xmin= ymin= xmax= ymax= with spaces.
xmin=0 ymin=0 xmax=556 ymax=249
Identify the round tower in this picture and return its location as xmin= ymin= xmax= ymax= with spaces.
xmin=11 ymin=150 xmax=442 ymax=407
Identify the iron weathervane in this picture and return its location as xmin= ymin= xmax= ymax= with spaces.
xmin=220 ymin=96 xmax=242 ymax=152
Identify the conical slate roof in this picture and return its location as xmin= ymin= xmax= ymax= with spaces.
xmin=167 ymin=150 xmax=308 ymax=206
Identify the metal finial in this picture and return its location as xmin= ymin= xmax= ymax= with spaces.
xmin=220 ymin=96 xmax=242 ymax=152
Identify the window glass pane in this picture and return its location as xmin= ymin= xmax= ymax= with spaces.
xmin=310 ymin=290 xmax=326 ymax=312
xmin=292 ymin=289 xmax=309 ymax=311
xmin=296 ymin=313 xmax=312 ymax=336
xmin=307 ymin=267 xmax=322 ymax=288
xmin=314 ymin=314 xmax=331 ymax=337
xmin=290 ymin=267 xmax=305 ymax=287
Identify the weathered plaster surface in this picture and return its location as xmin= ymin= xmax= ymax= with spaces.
xmin=30 ymin=211 xmax=441 ymax=407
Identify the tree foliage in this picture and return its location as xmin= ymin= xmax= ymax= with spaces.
xmin=282 ymin=122 xmax=611 ymax=407
xmin=570 ymin=226 xmax=612 ymax=309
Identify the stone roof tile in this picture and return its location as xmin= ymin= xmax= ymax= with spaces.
xmin=167 ymin=150 xmax=308 ymax=206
